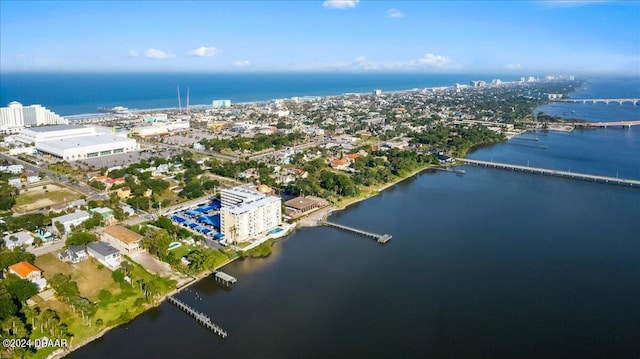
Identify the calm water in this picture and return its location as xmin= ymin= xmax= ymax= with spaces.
xmin=0 ymin=73 xmax=518 ymax=116
xmin=70 ymin=168 xmax=640 ymax=359
xmin=62 ymin=76 xmax=638 ymax=358
xmin=534 ymin=77 xmax=640 ymax=122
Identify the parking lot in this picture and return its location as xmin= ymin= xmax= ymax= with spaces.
xmin=168 ymin=198 xmax=225 ymax=241
xmin=73 ymin=147 xmax=181 ymax=170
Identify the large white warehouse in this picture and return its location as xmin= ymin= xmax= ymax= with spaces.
xmin=16 ymin=124 xmax=138 ymax=161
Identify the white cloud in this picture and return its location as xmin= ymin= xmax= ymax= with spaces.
xmin=387 ymin=8 xmax=404 ymax=18
xmin=417 ymin=53 xmax=450 ymax=68
xmin=505 ymin=63 xmax=523 ymax=70
xmin=323 ymin=0 xmax=360 ymax=9
xmin=189 ymin=46 xmax=219 ymax=57
xmin=233 ymin=60 xmax=251 ymax=67
xmin=128 ymin=50 xmax=139 ymax=57
xmin=145 ymin=48 xmax=175 ymax=60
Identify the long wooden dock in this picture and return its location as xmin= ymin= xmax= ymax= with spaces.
xmin=458 ymin=158 xmax=640 ymax=188
xmin=325 ymin=221 xmax=392 ymax=244
xmin=167 ymin=295 xmax=227 ymax=338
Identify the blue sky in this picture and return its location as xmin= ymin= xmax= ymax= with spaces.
xmin=1 ymin=0 xmax=638 ymax=74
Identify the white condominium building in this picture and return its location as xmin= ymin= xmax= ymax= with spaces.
xmin=0 ymin=102 xmax=68 ymax=134
xmin=220 ymin=186 xmax=281 ymax=243
xmin=220 ymin=187 xmax=266 ymax=207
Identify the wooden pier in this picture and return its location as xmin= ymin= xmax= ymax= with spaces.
xmin=458 ymin=158 xmax=640 ymax=188
xmin=325 ymin=221 xmax=392 ymax=244
xmin=167 ymin=295 xmax=228 ymax=338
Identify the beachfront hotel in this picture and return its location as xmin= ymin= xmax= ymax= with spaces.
xmin=220 ymin=185 xmax=281 ymax=243
xmin=0 ymin=101 xmax=68 ymax=134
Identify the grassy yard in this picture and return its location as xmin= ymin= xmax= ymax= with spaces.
xmin=29 ymin=253 xmax=176 ymax=359
xmin=169 ymin=243 xmax=199 ymax=259
xmin=14 ymin=184 xmax=84 ymax=212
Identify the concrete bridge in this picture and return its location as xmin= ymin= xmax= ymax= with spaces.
xmin=551 ymin=98 xmax=639 ymax=105
xmin=457 ymin=158 xmax=640 ymax=188
xmin=568 ymin=120 xmax=640 ymax=129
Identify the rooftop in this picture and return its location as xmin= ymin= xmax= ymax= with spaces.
xmin=27 ymin=124 xmax=85 ymax=132
xmin=53 ymin=210 xmax=90 ymax=223
xmin=88 ymin=241 xmax=119 ymax=257
xmin=37 ymin=134 xmax=133 ymax=150
xmin=285 ymin=196 xmax=324 ymax=210
xmin=8 ymin=261 xmax=42 ymax=278
xmin=103 ymin=226 xmax=143 ymax=244
xmin=222 ymin=195 xmax=280 ymax=215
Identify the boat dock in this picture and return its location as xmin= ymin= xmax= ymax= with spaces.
xmin=325 ymin=221 xmax=392 ymax=244
xmin=214 ymin=271 xmax=237 ymax=285
xmin=167 ymin=295 xmax=227 ymax=338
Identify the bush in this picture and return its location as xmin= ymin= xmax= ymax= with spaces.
xmin=98 ymin=289 xmax=112 ymax=302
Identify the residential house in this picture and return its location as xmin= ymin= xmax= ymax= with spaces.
xmin=58 ymin=245 xmax=88 ymax=263
xmin=330 ymin=159 xmax=351 ymax=171
xmin=104 ymin=177 xmax=125 ymax=188
xmin=52 ymin=210 xmax=91 ymax=235
xmin=90 ymin=207 xmax=114 ymax=222
xmin=102 ymin=225 xmax=143 ymax=255
xmin=8 ymin=261 xmax=47 ymax=291
xmin=87 ymin=242 xmax=121 ymax=270
xmin=2 ymin=231 xmax=34 ymax=250
xmin=26 ymin=174 xmax=40 ymax=183
xmin=8 ymin=177 xmax=21 ymax=187
xmin=117 ymin=187 xmax=131 ymax=199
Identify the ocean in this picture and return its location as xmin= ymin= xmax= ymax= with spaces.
xmin=0 ymin=73 xmax=519 ymax=116
xmin=11 ymin=74 xmax=636 ymax=359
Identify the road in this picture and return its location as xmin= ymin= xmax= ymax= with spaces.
xmin=0 ymin=153 xmax=107 ymax=200
xmin=26 ymin=240 xmax=66 ymax=257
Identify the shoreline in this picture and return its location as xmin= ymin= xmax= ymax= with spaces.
xmin=59 ymin=77 xmax=529 ymax=119
xmin=50 ymin=255 xmax=240 ymax=359
xmin=299 ymin=164 xmax=435 ymax=227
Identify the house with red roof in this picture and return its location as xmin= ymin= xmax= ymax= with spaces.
xmin=7 ymin=261 xmax=47 ymax=291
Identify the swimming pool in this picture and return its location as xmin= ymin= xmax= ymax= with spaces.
xmin=168 ymin=242 xmax=182 ymax=250
xmin=268 ymin=227 xmax=284 ymax=235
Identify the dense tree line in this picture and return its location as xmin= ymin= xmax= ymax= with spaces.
xmin=199 ymin=132 xmax=305 ymax=153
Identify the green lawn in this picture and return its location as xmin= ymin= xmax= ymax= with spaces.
xmin=28 ymin=254 xmax=176 ymax=358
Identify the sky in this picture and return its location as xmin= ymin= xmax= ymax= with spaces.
xmin=0 ymin=0 xmax=638 ymax=74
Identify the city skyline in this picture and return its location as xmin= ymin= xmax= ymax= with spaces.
xmin=0 ymin=0 xmax=638 ymax=74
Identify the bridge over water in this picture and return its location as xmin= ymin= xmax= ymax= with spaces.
xmin=457 ymin=158 xmax=640 ymax=188
xmin=551 ymin=98 xmax=639 ymax=105
xmin=570 ymin=120 xmax=640 ymax=129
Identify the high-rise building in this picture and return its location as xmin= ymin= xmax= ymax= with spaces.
xmin=0 ymin=102 xmax=68 ymax=134
xmin=220 ymin=186 xmax=281 ymax=243
xmin=212 ymin=100 xmax=232 ymax=108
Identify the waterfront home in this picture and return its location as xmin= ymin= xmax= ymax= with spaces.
xmin=8 ymin=261 xmax=47 ymax=291
xmin=59 ymin=245 xmax=88 ymax=263
xmin=2 ymin=231 xmax=34 ymax=250
xmin=87 ymin=242 xmax=121 ymax=270
xmin=102 ymin=225 xmax=143 ymax=255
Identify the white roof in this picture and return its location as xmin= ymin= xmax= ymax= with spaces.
xmin=37 ymin=134 xmax=133 ymax=150
xmin=223 ymin=195 xmax=280 ymax=215
xmin=53 ymin=210 xmax=90 ymax=223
